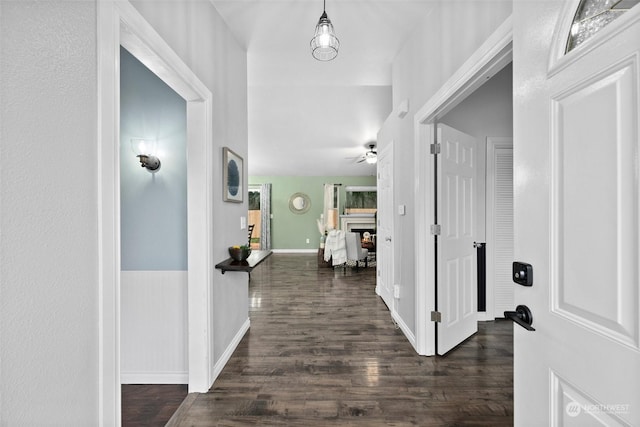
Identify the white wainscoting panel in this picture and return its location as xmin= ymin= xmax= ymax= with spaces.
xmin=121 ymin=271 xmax=188 ymax=384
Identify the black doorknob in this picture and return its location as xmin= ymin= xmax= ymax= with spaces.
xmin=504 ymin=305 xmax=535 ymax=331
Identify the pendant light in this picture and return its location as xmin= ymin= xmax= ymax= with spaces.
xmin=310 ymin=0 xmax=339 ymax=61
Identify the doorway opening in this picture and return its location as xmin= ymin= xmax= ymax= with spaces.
xmin=98 ymin=2 xmax=214 ymax=423
xmin=248 ymin=186 xmax=261 ymax=250
xmin=247 ymin=183 xmax=272 ymax=250
xmin=119 ymin=45 xmax=189 ymax=423
xmin=438 ymin=63 xmax=514 ymax=326
xmin=413 ymin=17 xmax=513 ymax=356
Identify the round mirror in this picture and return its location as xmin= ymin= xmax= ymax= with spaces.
xmin=289 ymin=192 xmax=311 ymax=214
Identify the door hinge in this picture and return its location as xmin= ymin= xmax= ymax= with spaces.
xmin=430 ymin=224 xmax=441 ymax=235
xmin=430 ymin=143 xmax=441 ymax=155
xmin=431 ymin=311 xmax=442 ymax=322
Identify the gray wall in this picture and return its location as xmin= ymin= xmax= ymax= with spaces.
xmin=120 ymin=47 xmax=188 ymax=271
xmin=440 ymin=62 xmax=513 ymax=242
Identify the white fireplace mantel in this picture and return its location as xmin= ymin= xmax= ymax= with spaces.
xmin=340 ymin=214 xmax=376 ymax=232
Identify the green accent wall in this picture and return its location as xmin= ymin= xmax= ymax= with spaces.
xmin=249 ymin=176 xmax=376 ymax=250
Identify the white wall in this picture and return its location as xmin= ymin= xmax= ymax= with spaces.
xmin=0 ymin=0 xmax=248 ymax=423
xmin=378 ymin=1 xmax=512 ymax=345
xmin=129 ymin=0 xmax=250 ymax=374
xmin=249 ymin=85 xmax=391 ymax=176
xmin=0 ymin=1 xmax=99 ymax=424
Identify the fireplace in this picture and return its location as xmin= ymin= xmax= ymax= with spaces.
xmin=351 ymin=228 xmax=376 ymax=239
xmin=340 ymin=214 xmax=375 ymax=234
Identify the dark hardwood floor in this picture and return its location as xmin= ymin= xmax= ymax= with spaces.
xmin=122 ymin=384 xmax=188 ymax=426
xmin=167 ymin=253 xmax=513 ymax=426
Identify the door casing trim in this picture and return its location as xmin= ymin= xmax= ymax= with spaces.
xmin=97 ymin=2 xmax=214 ymax=424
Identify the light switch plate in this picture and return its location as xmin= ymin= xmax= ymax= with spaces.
xmin=398 ymin=205 xmax=406 ymax=215
xmin=240 ymin=216 xmax=247 ymax=230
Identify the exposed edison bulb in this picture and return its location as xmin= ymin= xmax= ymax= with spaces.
xmin=130 ymin=138 xmax=156 ymax=156
xmin=310 ymin=7 xmax=339 ymax=61
xmin=319 ymin=25 xmax=331 ymax=47
xmin=130 ymin=138 xmax=161 ymax=172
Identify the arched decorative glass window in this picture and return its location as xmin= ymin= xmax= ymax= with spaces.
xmin=566 ymin=0 xmax=639 ymax=53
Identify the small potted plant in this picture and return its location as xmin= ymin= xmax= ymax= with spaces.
xmin=228 ymin=244 xmax=251 ymax=262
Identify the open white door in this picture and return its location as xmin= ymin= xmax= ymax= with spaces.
xmin=377 ymin=142 xmax=394 ymax=310
xmin=436 ymin=124 xmax=477 ymax=355
xmin=514 ymin=2 xmax=640 ymax=424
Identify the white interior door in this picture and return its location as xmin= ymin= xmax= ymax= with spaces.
xmin=436 ymin=124 xmax=477 ymax=355
xmin=377 ymin=142 xmax=394 ymax=310
xmin=486 ymin=138 xmax=513 ymax=319
xmin=514 ymin=3 xmax=640 ymax=424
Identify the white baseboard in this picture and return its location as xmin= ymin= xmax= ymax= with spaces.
xmin=211 ymin=318 xmax=250 ymax=383
xmin=121 ymin=371 xmax=188 ymax=384
xmin=271 ymin=249 xmax=318 ymax=254
xmin=392 ymin=310 xmax=417 ymax=350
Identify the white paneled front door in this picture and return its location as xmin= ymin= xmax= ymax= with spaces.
xmin=514 ymin=3 xmax=640 ymax=424
xmin=436 ymin=124 xmax=478 ymax=355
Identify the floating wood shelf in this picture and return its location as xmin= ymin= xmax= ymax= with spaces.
xmin=215 ymin=250 xmax=273 ymax=274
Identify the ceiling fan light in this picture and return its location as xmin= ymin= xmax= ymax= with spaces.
xmin=310 ymin=3 xmax=339 ymax=61
xmin=365 ymin=152 xmax=377 ymax=164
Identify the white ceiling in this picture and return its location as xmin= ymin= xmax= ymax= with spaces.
xmin=209 ymin=0 xmax=439 ymax=176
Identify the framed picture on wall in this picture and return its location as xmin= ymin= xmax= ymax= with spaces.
xmin=223 ymin=147 xmax=243 ymax=203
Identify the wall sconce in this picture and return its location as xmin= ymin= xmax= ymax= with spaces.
xmin=131 ymin=138 xmax=161 ymax=172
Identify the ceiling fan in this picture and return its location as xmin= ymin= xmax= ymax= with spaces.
xmin=357 ymin=144 xmax=377 ymax=164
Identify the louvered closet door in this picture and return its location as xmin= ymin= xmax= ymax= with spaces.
xmin=486 ymin=138 xmax=513 ymax=318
